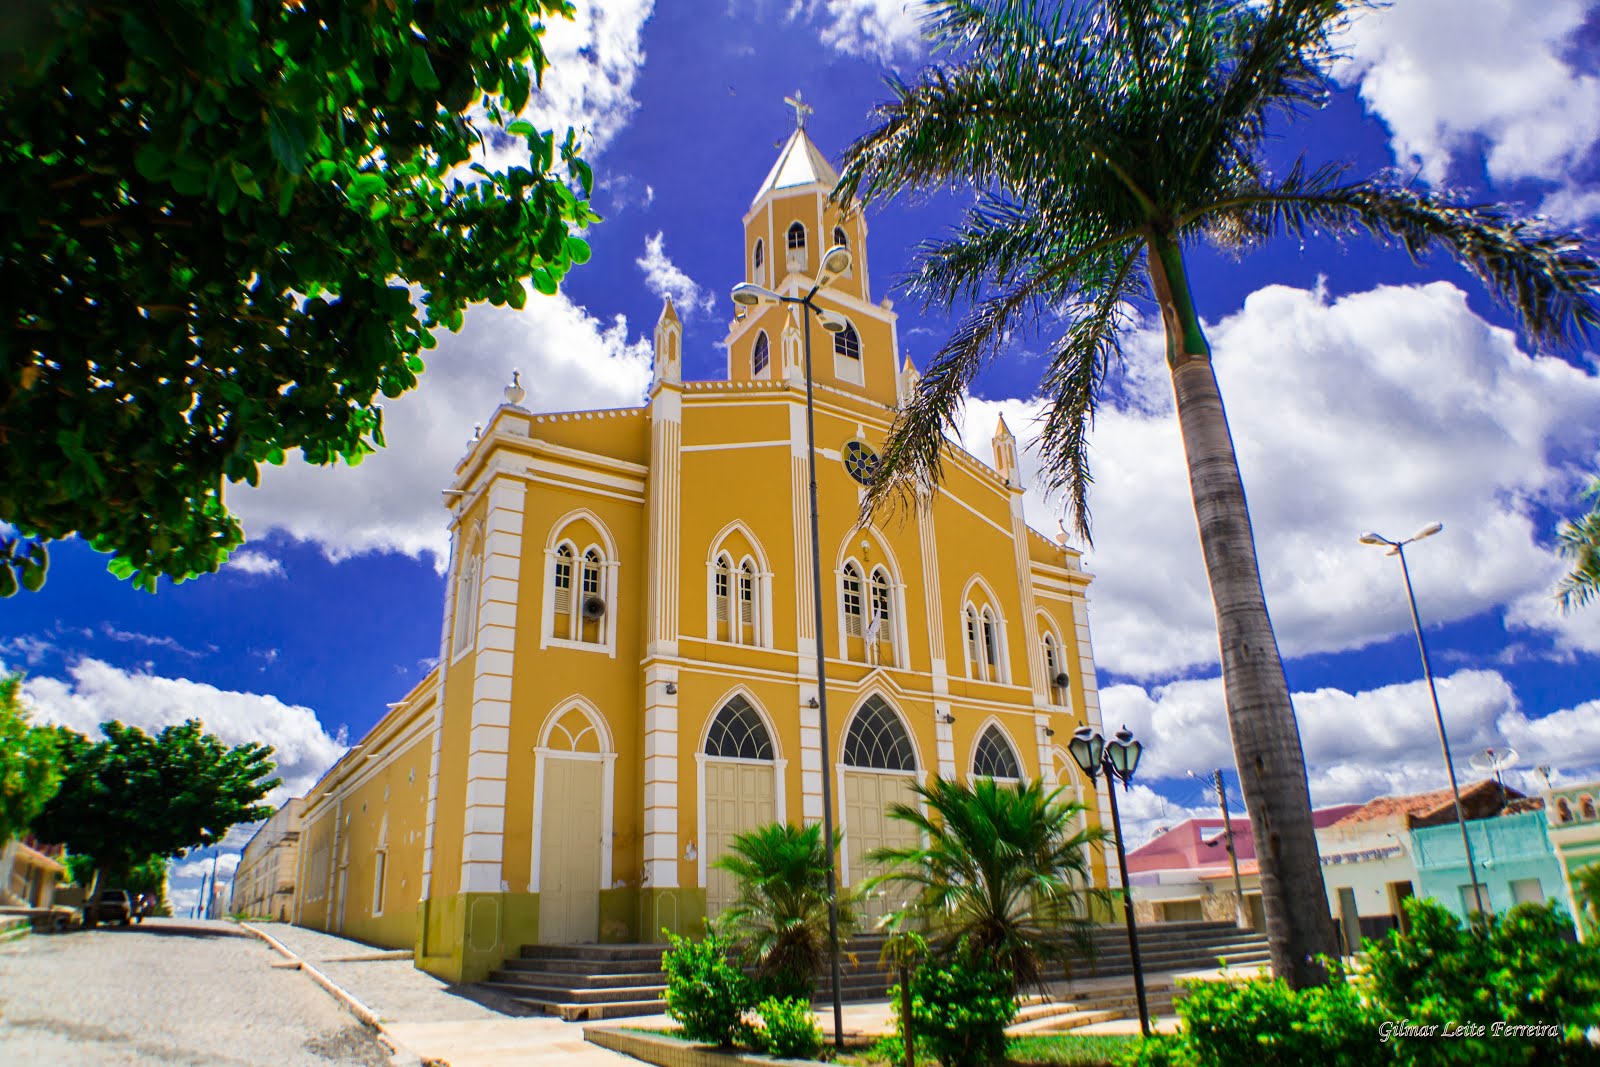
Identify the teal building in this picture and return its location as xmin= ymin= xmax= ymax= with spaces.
xmin=1411 ymin=809 xmax=1575 ymax=922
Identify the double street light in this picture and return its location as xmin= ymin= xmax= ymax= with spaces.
xmin=730 ymin=245 xmax=853 ymax=1050
xmin=1070 ymin=724 xmax=1151 ymax=1037
xmin=1359 ymin=523 xmax=1489 ymax=919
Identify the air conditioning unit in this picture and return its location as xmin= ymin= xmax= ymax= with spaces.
xmin=1053 ymin=672 xmax=1070 ymax=688
xmin=582 ymin=596 xmax=606 ymax=620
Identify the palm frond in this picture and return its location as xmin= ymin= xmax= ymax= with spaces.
xmin=1191 ymin=170 xmax=1600 ymax=348
xmin=1557 ymin=475 xmax=1600 ymax=612
xmin=1035 ymin=245 xmax=1147 ymax=544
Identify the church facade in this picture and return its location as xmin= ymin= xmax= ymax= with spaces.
xmin=291 ymin=124 xmax=1113 ymax=984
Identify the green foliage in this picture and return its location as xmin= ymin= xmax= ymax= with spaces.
xmin=898 ymin=943 xmax=1016 ymax=1067
xmin=867 ymin=776 xmax=1106 ymax=990
xmin=1574 ymin=862 xmax=1600 ymax=934
xmin=0 ymin=0 xmax=599 ymax=592
xmin=1361 ymin=898 xmax=1600 ymax=1062
xmin=660 ymin=928 xmax=755 ymax=1048
xmin=1131 ymin=899 xmax=1600 ymax=1067
xmin=1005 ymin=1034 xmax=1138 ymax=1066
xmin=0 ymin=672 xmax=61 ymax=846
xmin=31 ymin=719 xmax=278 ymax=879
xmin=1126 ymin=969 xmax=1377 ymax=1067
xmin=713 ymin=820 xmax=858 ymax=1001
xmin=1557 ymin=475 xmax=1600 ymax=611
xmin=751 ymin=996 xmax=825 ymax=1060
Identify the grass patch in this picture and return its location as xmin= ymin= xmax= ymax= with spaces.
xmin=840 ymin=1034 xmax=1138 ymax=1067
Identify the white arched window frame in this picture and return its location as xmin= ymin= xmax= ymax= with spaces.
xmin=971 ymin=720 xmax=1023 ymax=782
xmin=704 ymin=524 xmax=775 ymax=649
xmin=981 ymin=607 xmax=1005 ymax=683
xmin=832 ymin=225 xmax=849 ymax=250
xmin=752 ymin=331 xmax=770 ymax=377
xmin=786 ymin=222 xmax=807 ymax=272
xmin=867 ymin=566 xmax=896 ymax=667
xmin=752 ymin=238 xmax=766 ymax=286
xmin=963 ymin=604 xmax=985 ymax=681
xmin=450 ymin=539 xmax=481 ymax=660
xmin=541 ymin=515 xmax=620 ymax=657
xmin=1042 ymin=631 xmax=1069 ymax=706
xmin=841 ymin=563 xmax=864 ymax=638
xmin=833 ymin=319 xmax=863 ymax=385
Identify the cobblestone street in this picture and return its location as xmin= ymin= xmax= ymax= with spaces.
xmin=0 ymin=919 xmax=393 ymax=1066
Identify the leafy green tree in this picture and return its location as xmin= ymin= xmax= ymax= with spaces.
xmin=31 ymin=720 xmax=278 ymax=884
xmin=866 ymin=776 xmax=1107 ymax=992
xmin=0 ymin=672 xmax=62 ymax=846
xmin=0 ymin=0 xmax=598 ymax=594
xmin=1557 ymin=477 xmax=1600 ymax=612
xmin=1574 ymin=861 xmax=1600 ymax=935
xmin=835 ymin=0 xmax=1600 ymax=986
xmin=712 ymin=821 xmax=859 ymax=1001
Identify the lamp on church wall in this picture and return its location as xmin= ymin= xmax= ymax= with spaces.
xmin=731 ymin=242 xmax=854 ymax=1050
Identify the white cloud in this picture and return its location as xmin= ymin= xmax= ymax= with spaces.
xmin=959 ymin=281 xmax=1600 ymax=679
xmin=637 ymin=232 xmax=716 ymax=318
xmin=0 ymin=635 xmax=52 ymax=667
xmin=1102 ymin=668 xmax=1600 ymax=810
xmin=22 ymin=659 xmax=345 ymax=806
xmin=230 ymin=293 xmax=651 ymax=566
xmin=101 ymin=624 xmax=209 ymax=659
xmin=227 ymin=550 xmax=285 ymax=578
xmin=172 ymin=853 xmax=241 ymax=881
xmin=792 ymin=0 xmax=925 ymax=62
xmin=1334 ymin=0 xmax=1600 ymax=217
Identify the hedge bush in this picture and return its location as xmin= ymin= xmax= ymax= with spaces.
xmin=753 ymin=996 xmax=825 ymax=1060
xmin=898 ymin=943 xmax=1016 ymax=1067
xmin=661 ymin=927 xmax=754 ymax=1048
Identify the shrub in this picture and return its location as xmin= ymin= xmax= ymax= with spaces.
xmin=1121 ymin=899 xmax=1600 ymax=1067
xmin=1124 ymin=969 xmax=1378 ymax=1067
xmin=901 ymin=943 xmax=1015 ymax=1067
xmin=752 ymin=996 xmax=825 ymax=1060
xmin=660 ymin=928 xmax=754 ymax=1048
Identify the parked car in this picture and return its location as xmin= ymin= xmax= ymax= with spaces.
xmin=88 ymin=889 xmax=133 ymax=927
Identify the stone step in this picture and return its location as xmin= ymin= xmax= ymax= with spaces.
xmin=480 ymin=979 xmax=667 ymax=1005
xmin=519 ymin=943 xmax=666 ymax=963
xmin=492 ymin=966 xmax=666 ymax=990
xmin=501 ymin=994 xmax=668 ymax=1022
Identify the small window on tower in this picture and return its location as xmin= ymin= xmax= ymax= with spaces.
xmin=835 ymin=324 xmax=860 ymax=361
xmin=753 ymin=239 xmax=765 ymax=283
xmin=786 ymin=222 xmax=807 ymax=272
xmin=752 ymin=331 xmax=770 ymax=376
xmin=787 ymin=222 xmax=807 ymax=250
xmin=832 ymin=226 xmax=848 ymax=249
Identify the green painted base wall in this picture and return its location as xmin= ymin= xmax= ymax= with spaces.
xmin=637 ymin=886 xmax=707 ymax=941
xmin=415 ymin=892 xmax=541 ymax=984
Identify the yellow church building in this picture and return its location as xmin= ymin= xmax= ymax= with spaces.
xmin=292 ymin=121 xmax=1113 ymax=985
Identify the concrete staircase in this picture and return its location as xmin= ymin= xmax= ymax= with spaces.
xmin=475 ymin=920 xmax=1269 ymax=1022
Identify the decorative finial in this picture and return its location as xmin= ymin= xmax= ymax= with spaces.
xmin=783 ymin=90 xmax=813 ymax=131
xmin=472 ymin=423 xmax=482 ymax=443
xmin=1056 ymin=519 xmax=1069 ymax=546
xmin=504 ymin=369 xmax=526 ymax=406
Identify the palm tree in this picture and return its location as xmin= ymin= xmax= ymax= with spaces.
xmin=712 ymin=821 xmax=858 ymax=1001
xmin=1557 ymin=476 xmax=1600 ymax=612
xmin=865 ymin=775 xmax=1108 ymax=992
xmin=834 ymin=0 xmax=1600 ymax=988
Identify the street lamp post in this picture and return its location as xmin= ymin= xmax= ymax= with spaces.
xmin=1070 ymin=724 xmax=1150 ymax=1037
xmin=1359 ymin=523 xmax=1489 ymax=919
xmin=731 ymin=246 xmax=853 ymax=1050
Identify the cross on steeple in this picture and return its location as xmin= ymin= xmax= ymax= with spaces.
xmin=783 ymin=90 xmax=813 ymax=131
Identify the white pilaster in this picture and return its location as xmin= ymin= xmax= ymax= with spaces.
xmin=459 ymin=478 xmax=526 ymax=895
xmin=642 ymin=665 xmax=680 ymax=888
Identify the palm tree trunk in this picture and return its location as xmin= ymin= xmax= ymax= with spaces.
xmin=1149 ymin=239 xmax=1337 ymax=988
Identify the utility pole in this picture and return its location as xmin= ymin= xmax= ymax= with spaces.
xmin=1213 ymin=770 xmax=1249 ymax=929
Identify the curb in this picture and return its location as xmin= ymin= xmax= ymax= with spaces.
xmin=237 ymin=921 xmax=427 ymax=1066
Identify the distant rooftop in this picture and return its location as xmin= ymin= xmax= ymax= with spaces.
xmin=1330 ymin=779 xmax=1524 ymax=830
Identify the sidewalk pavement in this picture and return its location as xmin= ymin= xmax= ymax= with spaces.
xmin=241 ymin=922 xmax=1245 ymax=1063
xmin=238 ymin=922 xmax=633 ymax=1067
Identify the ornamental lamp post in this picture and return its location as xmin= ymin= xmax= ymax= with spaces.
xmin=1071 ymin=724 xmax=1150 ymax=1036
xmin=1359 ymin=522 xmax=1490 ymax=921
xmin=730 ymin=243 xmax=852 ymax=1050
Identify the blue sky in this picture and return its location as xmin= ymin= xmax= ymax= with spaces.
xmin=5 ymin=0 xmax=1600 ymax=911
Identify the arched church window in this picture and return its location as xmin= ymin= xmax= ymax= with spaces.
xmin=1044 ymin=633 xmax=1066 ymax=703
xmin=705 ymin=696 xmax=773 ymax=761
xmin=965 ymin=605 xmax=984 ymax=681
xmin=843 ymin=697 xmax=916 ymax=771
xmin=787 ymin=222 xmax=807 ymax=251
xmin=753 ymin=238 xmax=765 ymax=279
xmin=753 ymin=331 xmax=770 ymax=376
xmin=835 ymin=323 xmax=861 ymax=361
xmin=582 ymin=548 xmax=602 ymax=596
xmin=842 ymin=563 xmax=864 ymax=636
xmin=553 ymin=543 xmax=574 ymax=615
xmin=973 ymin=724 xmax=1022 ymax=780
xmin=738 ymin=559 xmax=757 ymax=642
xmin=832 ymin=225 xmax=848 ymax=249
xmin=982 ymin=608 xmax=1002 ymax=679
xmin=713 ymin=553 xmax=733 ymax=636
xmin=868 ymin=567 xmax=894 ymax=662
xmin=451 ymin=548 xmax=480 ymax=657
